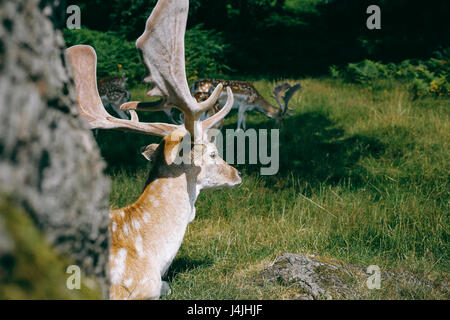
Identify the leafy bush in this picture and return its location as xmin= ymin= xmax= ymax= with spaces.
xmin=63 ymin=28 xmax=144 ymax=85
xmin=410 ymin=62 xmax=449 ymax=99
xmin=184 ymin=24 xmax=231 ymax=82
xmin=344 ymin=60 xmax=390 ymax=84
xmin=64 ymin=26 xmax=230 ymax=86
xmin=330 ymin=54 xmax=450 ymax=98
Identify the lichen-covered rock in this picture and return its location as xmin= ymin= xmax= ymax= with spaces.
xmin=258 ymin=253 xmax=449 ymax=300
xmin=259 ymin=253 xmax=356 ymax=299
xmin=0 ymin=0 xmax=110 ymax=297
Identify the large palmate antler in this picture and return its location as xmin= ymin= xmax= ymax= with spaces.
xmin=67 ymin=45 xmax=178 ymax=137
xmin=121 ymin=0 xmax=233 ymax=143
xmin=273 ymin=83 xmax=302 ymax=116
xmin=67 ymin=0 xmax=233 ymax=143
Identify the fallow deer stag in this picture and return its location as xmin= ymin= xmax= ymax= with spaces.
xmin=190 ymin=79 xmax=302 ymax=130
xmin=98 ymin=74 xmax=131 ymax=120
xmin=67 ymin=0 xmax=241 ymax=300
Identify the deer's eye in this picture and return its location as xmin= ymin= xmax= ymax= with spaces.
xmin=210 ymin=151 xmax=217 ymax=159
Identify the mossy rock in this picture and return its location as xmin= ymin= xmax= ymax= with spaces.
xmin=257 ymin=253 xmax=449 ymax=300
xmin=0 ymin=199 xmax=102 ymax=299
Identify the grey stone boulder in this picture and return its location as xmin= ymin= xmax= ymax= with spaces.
xmin=259 ymin=253 xmax=357 ymax=299
xmin=258 ymin=253 xmax=449 ymax=300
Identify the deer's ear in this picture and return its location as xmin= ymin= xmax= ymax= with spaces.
xmin=163 ymin=128 xmax=188 ymax=165
xmin=140 ymin=144 xmax=159 ymax=161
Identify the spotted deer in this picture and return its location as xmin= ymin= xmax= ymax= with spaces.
xmin=98 ymin=74 xmax=131 ymax=119
xmin=190 ymin=79 xmax=302 ymax=130
xmin=67 ymin=0 xmax=241 ymax=300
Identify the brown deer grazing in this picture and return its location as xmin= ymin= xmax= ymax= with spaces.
xmin=190 ymin=79 xmax=302 ymax=130
xmin=67 ymin=0 xmax=241 ymax=300
xmin=98 ymin=74 xmax=131 ymax=119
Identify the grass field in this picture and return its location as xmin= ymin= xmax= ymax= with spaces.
xmin=102 ymin=78 xmax=449 ymax=299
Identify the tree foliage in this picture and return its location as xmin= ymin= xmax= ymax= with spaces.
xmin=64 ymin=26 xmax=230 ymax=84
xmin=66 ymin=0 xmax=450 ymax=77
xmin=330 ymin=49 xmax=450 ymax=98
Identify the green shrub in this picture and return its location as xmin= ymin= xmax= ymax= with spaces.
xmin=412 ymin=74 xmax=449 ymax=99
xmin=330 ymin=60 xmax=390 ymax=84
xmin=64 ymin=26 xmax=230 ymax=86
xmin=344 ymin=60 xmax=390 ymax=84
xmin=331 ymin=55 xmax=450 ymax=98
xmin=404 ymin=60 xmax=449 ymax=98
xmin=184 ymin=24 xmax=231 ymax=81
xmin=329 ymin=65 xmax=340 ymax=78
xmin=63 ymin=28 xmax=144 ymax=85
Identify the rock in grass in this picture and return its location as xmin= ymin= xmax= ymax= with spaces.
xmin=258 ymin=253 xmax=449 ymax=300
xmin=259 ymin=253 xmax=356 ymax=299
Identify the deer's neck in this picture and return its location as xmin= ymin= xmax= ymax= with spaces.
xmin=253 ymin=96 xmax=279 ymax=116
xmin=135 ymin=173 xmax=198 ymax=223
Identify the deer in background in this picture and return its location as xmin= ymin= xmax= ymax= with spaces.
xmin=67 ymin=0 xmax=241 ymax=300
xmin=98 ymin=74 xmax=131 ymax=119
xmin=190 ymin=79 xmax=302 ymax=130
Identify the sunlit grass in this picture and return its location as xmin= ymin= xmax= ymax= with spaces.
xmin=105 ymin=77 xmax=449 ymax=299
